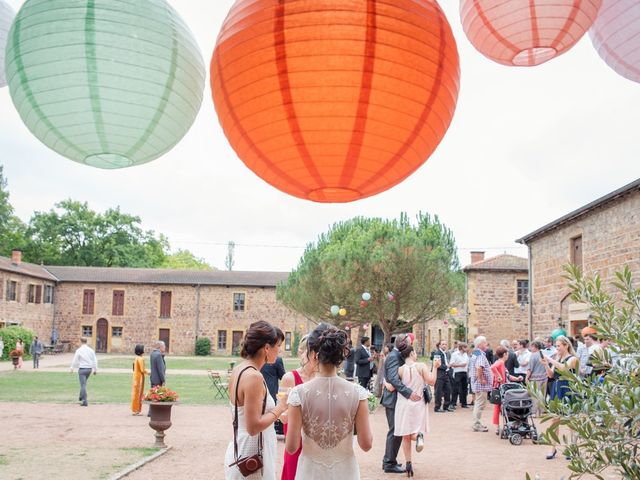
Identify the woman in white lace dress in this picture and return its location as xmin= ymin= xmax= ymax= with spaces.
xmin=285 ymin=324 xmax=372 ymax=479
xmin=224 ymin=321 xmax=287 ymax=479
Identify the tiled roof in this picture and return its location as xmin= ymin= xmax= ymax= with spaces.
xmin=463 ymin=254 xmax=528 ymax=272
xmin=517 ymin=178 xmax=640 ymax=244
xmin=43 ymin=265 xmax=289 ymax=287
xmin=0 ymin=256 xmax=58 ymax=281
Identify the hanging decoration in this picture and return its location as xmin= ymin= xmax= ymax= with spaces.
xmin=460 ymin=0 xmax=602 ymax=66
xmin=0 ymin=0 xmax=15 ymax=88
xmin=360 ymin=300 xmax=368 ymax=308
xmin=339 ymin=308 xmax=347 ymax=317
xmin=590 ymin=0 xmax=640 ymax=83
xmin=362 ymin=292 xmax=371 ymax=302
xmin=581 ymin=326 xmax=598 ymax=336
xmin=330 ymin=305 xmax=340 ymax=316
xmin=387 ymin=292 xmax=395 ymax=302
xmin=449 ymin=307 xmax=458 ymax=316
xmin=551 ymin=328 xmax=567 ymax=340
xmin=5 ymin=0 xmax=205 ymax=169
xmin=211 ymin=0 xmax=460 ymax=202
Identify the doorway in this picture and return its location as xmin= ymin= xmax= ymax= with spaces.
xmin=232 ymin=331 xmax=243 ymax=355
xmin=159 ymin=328 xmax=171 ymax=353
xmin=96 ymin=318 xmax=108 ymax=353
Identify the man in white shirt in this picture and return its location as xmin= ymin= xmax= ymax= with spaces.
xmin=69 ymin=338 xmax=98 ymax=406
xmin=450 ymin=342 xmax=470 ymax=408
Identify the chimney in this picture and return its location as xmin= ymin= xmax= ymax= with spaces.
xmin=470 ymin=251 xmax=485 ymax=264
xmin=11 ymin=249 xmax=22 ymax=265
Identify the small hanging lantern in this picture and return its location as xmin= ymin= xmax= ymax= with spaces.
xmin=590 ymin=0 xmax=640 ymax=83
xmin=5 ymin=0 xmax=205 ymax=168
xmin=460 ymin=0 xmax=602 ymax=66
xmin=449 ymin=307 xmax=458 ymax=316
xmin=339 ymin=308 xmax=347 ymax=317
xmin=360 ymin=300 xmax=368 ymax=308
xmin=362 ymin=292 xmax=371 ymax=302
xmin=0 ymin=0 xmax=15 ymax=88
xmin=330 ymin=305 xmax=340 ymax=316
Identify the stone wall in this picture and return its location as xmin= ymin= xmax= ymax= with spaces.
xmin=53 ymin=282 xmax=306 ymax=355
xmin=466 ymin=270 xmax=529 ymax=348
xmin=529 ymin=190 xmax=640 ymax=339
xmin=0 ymin=271 xmax=55 ymax=341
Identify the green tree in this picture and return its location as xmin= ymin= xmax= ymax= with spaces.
xmin=277 ymin=213 xmax=464 ymax=345
xmin=23 ymin=199 xmax=168 ymax=267
xmin=0 ymin=165 xmax=27 ymax=256
xmin=530 ymin=265 xmax=640 ymax=480
xmin=161 ymin=249 xmax=213 ymax=270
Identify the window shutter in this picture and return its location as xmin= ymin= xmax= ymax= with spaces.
xmin=35 ymin=285 xmax=42 ymax=304
xmin=112 ymin=290 xmax=124 ymax=316
xmin=160 ymin=291 xmax=172 ymax=317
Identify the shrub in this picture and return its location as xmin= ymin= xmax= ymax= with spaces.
xmin=529 ymin=265 xmax=640 ymax=480
xmin=194 ymin=337 xmax=211 ymax=356
xmin=0 ymin=326 xmax=35 ymax=360
xmin=292 ymin=330 xmax=301 ymax=356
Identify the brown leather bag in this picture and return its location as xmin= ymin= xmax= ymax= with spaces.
xmin=228 ymin=366 xmax=267 ymax=477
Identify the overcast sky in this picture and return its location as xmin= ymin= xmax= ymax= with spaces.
xmin=1 ymin=1 xmax=638 ymax=272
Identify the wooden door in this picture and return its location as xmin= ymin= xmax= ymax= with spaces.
xmin=232 ymin=331 xmax=243 ymax=355
xmin=96 ymin=318 xmax=108 ymax=353
xmin=159 ymin=328 xmax=171 ymax=353
xmin=571 ymin=320 xmax=588 ymax=337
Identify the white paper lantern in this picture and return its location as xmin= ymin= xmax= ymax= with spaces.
xmin=590 ymin=0 xmax=640 ymax=83
xmin=5 ymin=0 xmax=205 ymax=168
xmin=0 ymin=0 xmax=15 ymax=88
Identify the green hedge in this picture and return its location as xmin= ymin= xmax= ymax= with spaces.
xmin=194 ymin=337 xmax=211 ymax=356
xmin=0 ymin=326 xmax=35 ymax=360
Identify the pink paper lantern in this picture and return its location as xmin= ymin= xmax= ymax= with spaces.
xmin=461 ymin=0 xmax=602 ymax=66
xmin=590 ymin=0 xmax=640 ymax=83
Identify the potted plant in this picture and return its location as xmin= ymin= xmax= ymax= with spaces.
xmin=9 ymin=350 xmax=21 ymax=369
xmin=143 ymin=386 xmax=179 ymax=448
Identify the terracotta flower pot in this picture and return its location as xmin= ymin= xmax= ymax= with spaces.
xmin=143 ymin=401 xmax=178 ymax=448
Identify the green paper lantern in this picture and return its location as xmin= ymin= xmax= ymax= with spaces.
xmin=5 ymin=0 xmax=205 ymax=169
xmin=551 ymin=328 xmax=567 ymax=340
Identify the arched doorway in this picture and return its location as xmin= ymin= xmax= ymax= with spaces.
xmin=96 ymin=318 xmax=108 ymax=353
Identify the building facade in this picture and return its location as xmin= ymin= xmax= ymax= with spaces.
xmin=463 ymin=252 xmax=529 ymax=348
xmin=0 ymin=252 xmax=306 ymax=355
xmin=518 ymin=179 xmax=640 ymax=339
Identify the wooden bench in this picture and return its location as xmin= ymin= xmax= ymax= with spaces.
xmin=207 ymin=370 xmax=229 ymax=399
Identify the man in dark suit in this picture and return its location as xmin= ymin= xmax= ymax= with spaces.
xmin=261 ymin=355 xmax=286 ymax=434
xmin=354 ymin=336 xmax=373 ymax=389
xmin=381 ymin=334 xmax=422 ymax=474
xmin=343 ymin=340 xmax=356 ymax=381
xmin=150 ymin=340 xmax=166 ymax=387
xmin=431 ymin=340 xmax=453 ymax=412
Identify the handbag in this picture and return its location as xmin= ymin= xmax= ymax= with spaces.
xmin=228 ymin=366 xmax=266 ymax=477
xmin=489 ymin=387 xmax=501 ymax=405
xmin=422 ymin=385 xmax=432 ymax=404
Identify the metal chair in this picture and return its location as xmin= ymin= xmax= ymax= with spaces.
xmin=208 ymin=369 xmax=229 ymax=399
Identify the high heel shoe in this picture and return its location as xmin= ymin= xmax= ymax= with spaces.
xmin=405 ymin=462 xmax=414 ymax=477
xmin=546 ymin=448 xmax=557 ymax=460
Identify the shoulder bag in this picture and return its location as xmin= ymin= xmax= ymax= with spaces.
xmin=228 ymin=366 xmax=267 ymax=477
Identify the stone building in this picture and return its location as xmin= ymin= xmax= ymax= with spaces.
xmin=463 ymin=252 xmax=529 ymax=348
xmin=0 ymin=251 xmax=306 ymax=355
xmin=517 ymin=178 xmax=640 ymax=339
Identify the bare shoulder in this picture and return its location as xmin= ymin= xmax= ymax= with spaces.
xmin=281 ymin=371 xmax=296 ymax=387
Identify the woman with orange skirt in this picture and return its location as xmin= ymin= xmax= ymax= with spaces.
xmin=131 ymin=344 xmax=149 ymax=415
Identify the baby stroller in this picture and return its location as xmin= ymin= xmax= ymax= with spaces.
xmin=498 ymin=383 xmax=538 ymax=445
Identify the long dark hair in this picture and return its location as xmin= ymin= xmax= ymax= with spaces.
xmin=307 ymin=323 xmax=349 ymax=366
xmin=240 ymin=321 xmax=284 ymax=359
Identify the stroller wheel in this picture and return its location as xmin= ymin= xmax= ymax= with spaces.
xmin=509 ymin=433 xmax=523 ymax=446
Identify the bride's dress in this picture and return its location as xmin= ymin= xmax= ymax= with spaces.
xmin=287 ymin=375 xmax=368 ymax=479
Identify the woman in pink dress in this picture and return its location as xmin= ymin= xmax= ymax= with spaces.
xmin=389 ymin=346 xmax=439 ymax=477
xmin=280 ymin=334 xmax=316 ymax=480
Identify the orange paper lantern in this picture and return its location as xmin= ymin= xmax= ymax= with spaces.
xmin=590 ymin=0 xmax=640 ymax=83
xmin=211 ymin=0 xmax=459 ymax=202
xmin=461 ymin=0 xmax=602 ymax=66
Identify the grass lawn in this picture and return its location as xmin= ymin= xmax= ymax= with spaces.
xmin=0 ymin=371 xmax=227 ymax=405
xmin=98 ymin=355 xmax=301 ymax=371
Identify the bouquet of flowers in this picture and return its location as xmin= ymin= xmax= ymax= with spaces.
xmin=367 ymin=392 xmax=379 ymax=413
xmin=144 ymin=385 xmax=179 ymax=402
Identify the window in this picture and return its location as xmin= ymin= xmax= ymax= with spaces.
xmin=82 ymin=325 xmax=93 ymax=337
xmin=112 ymin=290 xmax=125 ymax=316
xmin=217 ymin=330 xmax=227 ymax=350
xmin=284 ymin=332 xmax=292 ymax=351
xmin=160 ymin=291 xmax=172 ymax=318
xmin=6 ymin=281 xmax=17 ymax=301
xmin=35 ymin=285 xmax=42 ymax=304
xmin=44 ymin=285 xmax=54 ymax=304
xmin=571 ymin=235 xmax=583 ymax=269
xmin=112 ymin=326 xmax=123 ymax=338
xmin=82 ymin=289 xmax=95 ymax=314
xmin=233 ymin=292 xmax=245 ymax=312
xmin=517 ymin=279 xmax=529 ymax=304
xmin=28 ymin=284 xmax=36 ymax=303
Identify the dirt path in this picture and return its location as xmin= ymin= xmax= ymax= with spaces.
xmin=0 ymin=401 xmax=581 ymax=480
